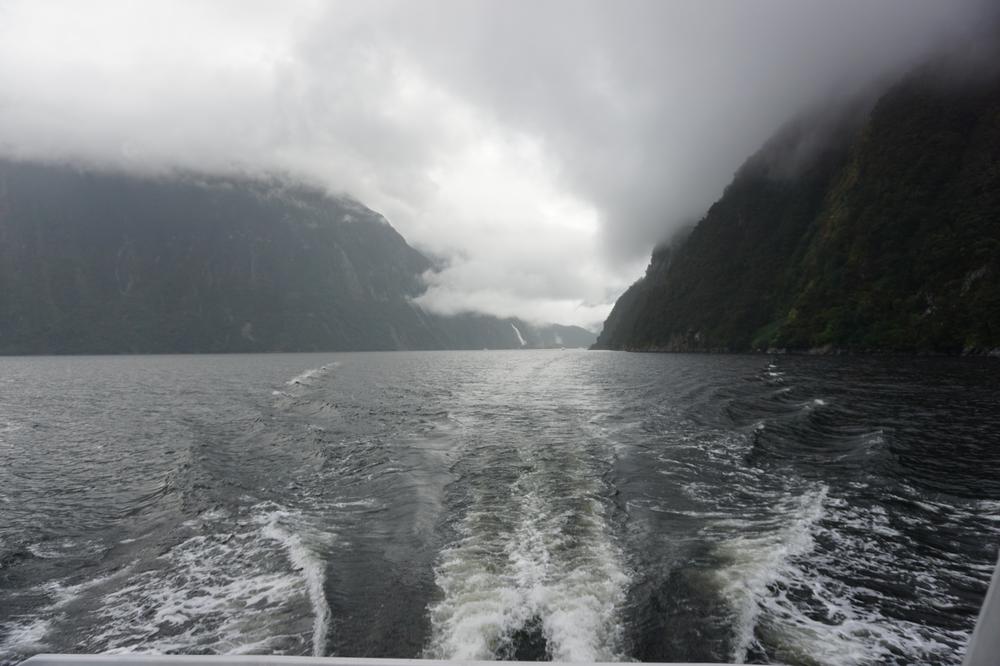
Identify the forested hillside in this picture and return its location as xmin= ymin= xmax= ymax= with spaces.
xmin=0 ymin=160 xmax=593 ymax=353
xmin=595 ymin=63 xmax=1000 ymax=354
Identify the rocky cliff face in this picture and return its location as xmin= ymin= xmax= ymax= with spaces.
xmin=595 ymin=63 xmax=1000 ymax=354
xmin=0 ymin=160 xmax=594 ymax=353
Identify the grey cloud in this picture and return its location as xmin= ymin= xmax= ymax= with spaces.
xmin=346 ymin=0 xmax=998 ymax=261
xmin=0 ymin=0 xmax=995 ymax=327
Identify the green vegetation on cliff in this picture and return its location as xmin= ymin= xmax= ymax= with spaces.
xmin=595 ymin=64 xmax=1000 ymax=354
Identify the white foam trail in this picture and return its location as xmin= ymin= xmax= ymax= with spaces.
xmin=26 ymin=537 xmax=106 ymax=560
xmin=58 ymin=505 xmax=334 ymax=656
xmin=257 ymin=510 xmax=331 ymax=657
xmin=0 ymin=617 xmax=52 ymax=655
xmin=510 ymin=323 xmax=527 ymax=347
xmin=714 ymin=486 xmax=827 ymax=662
xmin=427 ymin=470 xmax=627 ymax=661
xmin=509 ymin=491 xmax=628 ymax=661
xmin=0 ymin=567 xmax=130 ymax=659
xmin=712 ymin=483 xmax=987 ymax=665
xmin=286 ymin=363 xmax=337 ymax=387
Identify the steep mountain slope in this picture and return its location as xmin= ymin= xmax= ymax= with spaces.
xmin=0 ymin=160 xmax=593 ymax=353
xmin=596 ymin=64 xmax=1000 ymax=354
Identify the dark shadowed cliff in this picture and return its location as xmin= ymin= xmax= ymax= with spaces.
xmin=595 ymin=62 xmax=1000 ymax=354
xmin=0 ymin=160 xmax=593 ymax=353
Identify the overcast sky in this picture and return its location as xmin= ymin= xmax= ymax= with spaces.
xmin=0 ymin=0 xmax=995 ymax=328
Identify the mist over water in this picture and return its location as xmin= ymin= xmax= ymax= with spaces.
xmin=1 ymin=351 xmax=998 ymax=665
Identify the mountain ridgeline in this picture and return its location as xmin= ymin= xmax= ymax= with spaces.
xmin=0 ymin=160 xmax=593 ymax=354
xmin=596 ymin=62 xmax=1000 ymax=354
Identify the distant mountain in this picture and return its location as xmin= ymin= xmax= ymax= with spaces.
xmin=595 ymin=60 xmax=1000 ymax=354
xmin=0 ymin=160 xmax=594 ymax=353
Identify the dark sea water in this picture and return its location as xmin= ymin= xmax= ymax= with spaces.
xmin=1 ymin=351 xmax=999 ymax=665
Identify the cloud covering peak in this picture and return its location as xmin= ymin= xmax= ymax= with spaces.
xmin=0 ymin=0 xmax=995 ymax=327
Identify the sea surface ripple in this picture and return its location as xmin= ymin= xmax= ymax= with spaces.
xmin=1 ymin=351 xmax=998 ymax=665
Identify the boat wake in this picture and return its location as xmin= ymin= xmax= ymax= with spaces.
xmin=257 ymin=507 xmax=332 ymax=657
xmin=713 ymin=486 xmax=828 ymax=663
xmin=426 ymin=448 xmax=627 ymax=662
xmin=286 ymin=363 xmax=339 ymax=388
xmin=0 ymin=504 xmax=333 ymax=659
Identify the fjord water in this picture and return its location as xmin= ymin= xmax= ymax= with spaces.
xmin=1 ymin=352 xmax=999 ymax=665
